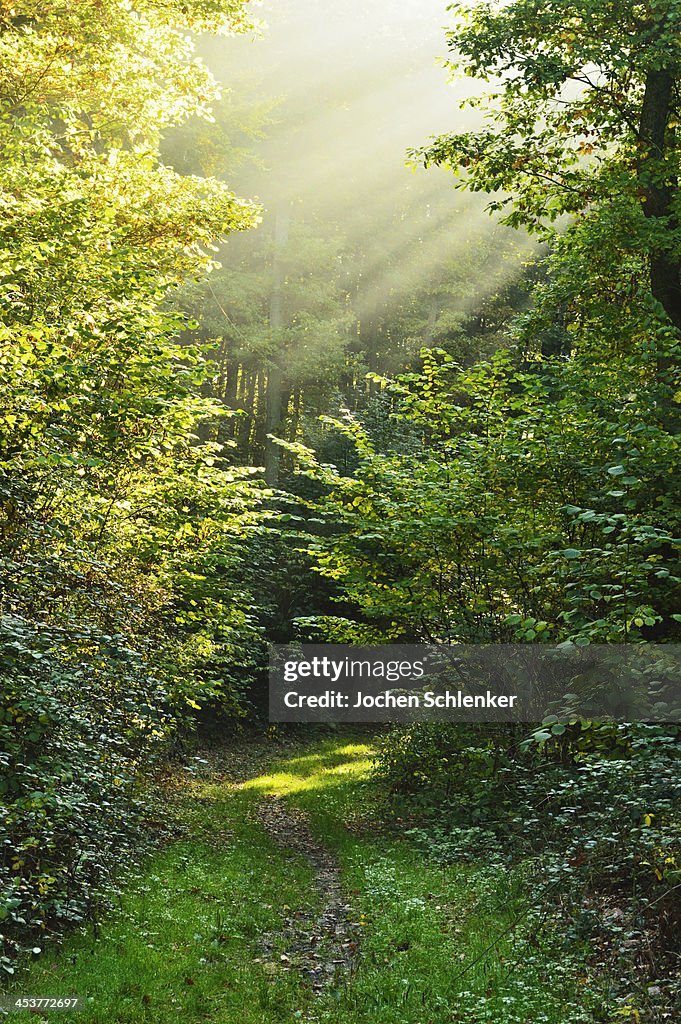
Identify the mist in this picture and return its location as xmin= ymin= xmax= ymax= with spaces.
xmin=194 ymin=0 xmax=531 ymax=324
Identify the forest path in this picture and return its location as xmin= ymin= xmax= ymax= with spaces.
xmin=3 ymin=734 xmax=376 ymax=1024
xmin=254 ymin=795 xmax=360 ymax=992
xmin=2 ymin=733 xmax=597 ymax=1024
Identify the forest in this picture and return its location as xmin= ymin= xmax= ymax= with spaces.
xmin=0 ymin=0 xmax=680 ymax=1021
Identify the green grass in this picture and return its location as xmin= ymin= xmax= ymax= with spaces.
xmin=2 ymin=778 xmax=318 ymax=1023
xmin=2 ymin=735 xmax=610 ymax=1024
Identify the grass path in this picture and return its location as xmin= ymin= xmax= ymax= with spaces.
xmin=1 ymin=734 xmax=605 ymax=1024
xmin=255 ymin=794 xmax=359 ymax=992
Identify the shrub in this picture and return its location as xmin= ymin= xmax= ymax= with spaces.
xmin=0 ymin=616 xmax=168 ymax=974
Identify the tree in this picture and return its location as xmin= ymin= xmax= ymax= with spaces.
xmin=294 ymin=349 xmax=679 ymax=645
xmin=288 ymin=1 xmax=681 ymax=649
xmin=0 ymin=0 xmax=271 ymax=965
xmin=416 ymin=0 xmax=681 ymax=363
xmin=164 ymin=8 xmax=536 ymax=480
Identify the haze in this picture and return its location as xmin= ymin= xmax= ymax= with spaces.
xmin=197 ymin=1 xmax=532 ymax=317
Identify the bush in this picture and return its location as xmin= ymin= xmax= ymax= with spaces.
xmin=374 ymin=722 xmax=681 ymax=964
xmin=0 ymin=616 xmax=168 ymax=974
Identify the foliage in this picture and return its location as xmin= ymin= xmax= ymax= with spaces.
xmin=0 ymin=617 xmax=167 ymax=974
xmin=296 ymin=348 xmax=680 ymax=644
xmin=2 ymin=0 xmax=681 ymax=1014
xmin=374 ymin=722 xmax=681 ymax=1014
xmin=0 ymin=0 xmax=268 ymax=966
xmin=165 ymin=26 xmax=535 ymax=477
xmin=416 ymin=0 xmax=681 ymax=344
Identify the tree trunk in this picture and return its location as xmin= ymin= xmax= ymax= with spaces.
xmin=236 ymin=369 xmax=254 ymax=463
xmin=265 ymin=208 xmax=289 ymax=486
xmin=221 ymin=358 xmax=238 ymax=443
xmin=639 ymin=69 xmax=681 ymax=335
xmin=289 ymin=387 xmax=302 ymax=442
xmin=254 ymin=370 xmax=269 ymax=456
xmin=424 ymin=293 xmax=438 ymax=347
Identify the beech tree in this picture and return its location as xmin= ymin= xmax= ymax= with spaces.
xmin=417 ymin=0 xmax=681 ymax=356
xmin=293 ymin=1 xmax=681 ymax=649
xmin=0 ymin=0 xmax=268 ymax=961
